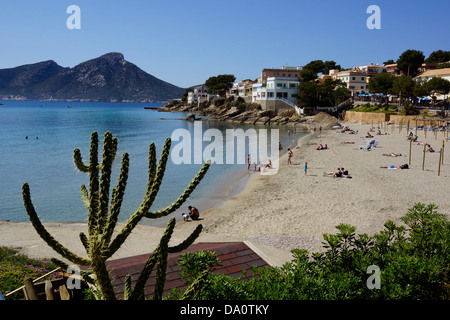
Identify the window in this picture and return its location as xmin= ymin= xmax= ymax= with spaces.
xmin=291 ymin=94 xmax=297 ymax=98
xmin=360 ymin=86 xmax=364 ymax=89
xmin=268 ymin=92 xmax=274 ymax=98
xmin=289 ymin=83 xmax=296 ymax=88
xmin=277 ymin=83 xmax=283 ymax=88
xmin=352 ymin=77 xmax=356 ymax=81
xmin=361 ymin=77 xmax=365 ymax=81
xmin=276 ymin=92 xmax=283 ymax=98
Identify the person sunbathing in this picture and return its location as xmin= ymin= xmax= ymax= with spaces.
xmin=341 ymin=141 xmax=355 ymax=144
xmin=316 ymin=144 xmax=324 ymax=150
xmin=366 ymin=132 xmax=373 ymax=138
xmin=323 ymin=168 xmax=342 ymax=177
xmin=376 ymin=129 xmax=382 ymax=135
xmin=264 ymin=159 xmax=272 ymax=168
xmin=383 ymin=153 xmax=402 ymax=157
xmin=380 ymin=164 xmax=409 ymax=169
xmin=426 ymin=145 xmax=435 ymax=152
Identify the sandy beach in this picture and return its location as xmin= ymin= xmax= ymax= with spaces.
xmin=1 ymin=121 xmax=449 ymax=267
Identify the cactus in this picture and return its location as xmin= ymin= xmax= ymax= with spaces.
xmin=22 ymin=131 xmax=210 ymax=300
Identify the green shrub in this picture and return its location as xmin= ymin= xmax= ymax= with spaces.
xmin=170 ymin=203 xmax=450 ymax=300
xmin=0 ymin=247 xmax=60 ymax=300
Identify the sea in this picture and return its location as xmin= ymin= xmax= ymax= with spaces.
xmin=0 ymin=100 xmax=306 ymax=226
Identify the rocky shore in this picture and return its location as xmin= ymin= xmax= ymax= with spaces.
xmin=157 ymin=101 xmax=341 ymax=129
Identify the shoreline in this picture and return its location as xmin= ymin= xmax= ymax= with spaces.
xmin=174 ymin=121 xmax=450 ymax=263
xmin=3 ymin=121 xmax=449 ymax=267
xmin=143 ymin=122 xmax=309 ymax=228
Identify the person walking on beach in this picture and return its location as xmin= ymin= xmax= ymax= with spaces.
xmin=247 ymin=154 xmax=251 ymax=170
xmin=287 ymin=148 xmax=293 ymax=165
xmin=304 ymin=162 xmax=308 ymax=175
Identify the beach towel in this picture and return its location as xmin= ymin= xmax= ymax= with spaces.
xmin=261 ymin=168 xmax=279 ymax=175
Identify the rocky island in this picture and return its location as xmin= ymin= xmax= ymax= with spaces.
xmin=0 ymin=53 xmax=185 ymax=102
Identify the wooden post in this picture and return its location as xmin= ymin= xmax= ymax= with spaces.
xmin=409 ymin=139 xmax=412 ymax=166
xmin=45 ymin=280 xmax=56 ymax=300
xmin=59 ymin=285 xmax=71 ymax=300
xmin=438 ymin=148 xmax=442 ymax=176
xmin=415 ymin=119 xmax=418 ymax=135
xmin=422 ymin=143 xmax=426 ymax=170
xmin=23 ymin=278 xmax=39 ymax=300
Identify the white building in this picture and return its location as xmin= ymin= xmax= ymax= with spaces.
xmin=334 ymin=68 xmax=368 ymax=94
xmin=252 ymin=77 xmax=299 ymax=103
xmin=187 ymin=84 xmax=210 ymax=104
xmin=229 ymin=80 xmax=256 ymax=98
xmin=251 ymin=77 xmax=302 ymax=114
xmin=358 ymin=63 xmax=387 ymax=77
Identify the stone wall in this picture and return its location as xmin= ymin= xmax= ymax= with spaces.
xmin=258 ymin=99 xmax=294 ymax=112
xmin=344 ymin=111 xmax=389 ymax=124
xmin=344 ymin=111 xmax=443 ymax=126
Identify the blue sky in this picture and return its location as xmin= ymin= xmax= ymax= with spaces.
xmin=0 ymin=0 xmax=449 ymax=88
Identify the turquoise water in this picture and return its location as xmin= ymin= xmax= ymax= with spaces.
xmin=0 ymin=100 xmax=305 ymax=225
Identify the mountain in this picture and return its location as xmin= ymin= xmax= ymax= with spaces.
xmin=0 ymin=53 xmax=185 ymax=102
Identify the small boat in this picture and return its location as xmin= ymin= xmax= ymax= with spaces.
xmin=67 ymin=105 xmax=72 ymax=108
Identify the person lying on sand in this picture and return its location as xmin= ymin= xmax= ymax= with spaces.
xmin=341 ymin=141 xmax=355 ymax=144
xmin=324 ymin=168 xmax=343 ymax=177
xmin=366 ymin=132 xmax=373 ymax=138
xmin=376 ymin=129 xmax=382 ymax=135
xmin=323 ymin=168 xmax=341 ymax=176
xmin=324 ymin=167 xmax=351 ymax=178
xmin=383 ymin=153 xmax=402 ymax=157
xmin=316 ymin=144 xmax=329 ymax=150
xmin=426 ymin=145 xmax=436 ymax=152
xmin=380 ymin=164 xmax=409 ymax=169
